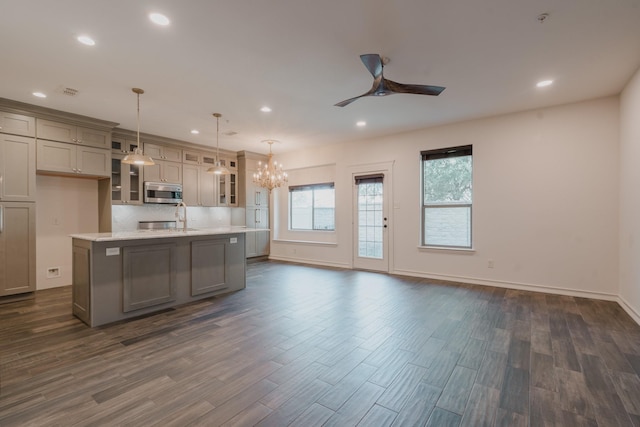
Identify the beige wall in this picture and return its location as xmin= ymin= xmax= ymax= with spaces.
xmin=619 ymin=65 xmax=640 ymax=323
xmin=36 ymin=175 xmax=99 ymax=289
xmin=270 ymin=96 xmax=620 ymax=300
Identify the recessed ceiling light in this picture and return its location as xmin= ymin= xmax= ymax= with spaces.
xmin=149 ymin=13 xmax=170 ymax=26
xmin=190 ymin=129 xmax=200 ymax=135
xmin=536 ymin=80 xmax=553 ymax=88
xmin=260 ymin=106 xmax=272 ymax=113
xmin=32 ymin=92 xmax=47 ymax=98
xmin=356 ymin=121 xmax=366 ymax=127
xmin=77 ymin=35 xmax=95 ymax=46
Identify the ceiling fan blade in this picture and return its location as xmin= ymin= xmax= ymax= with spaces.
xmin=385 ymin=79 xmax=445 ymax=96
xmin=360 ymin=54 xmax=383 ymax=78
xmin=334 ymin=93 xmax=369 ymax=107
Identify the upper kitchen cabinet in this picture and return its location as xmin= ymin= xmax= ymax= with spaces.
xmin=36 ymin=140 xmax=111 ymax=178
xmin=0 ymin=111 xmax=35 ymax=137
xmin=238 ymin=152 xmax=269 ymax=208
xmin=111 ymin=153 xmax=142 ymax=205
xmin=182 ymin=164 xmax=215 ymax=207
xmin=37 ymin=119 xmax=111 ymax=149
xmin=143 ymin=160 xmax=182 ymax=184
xmin=111 ymin=137 xmax=139 ymax=154
xmin=144 ymin=143 xmax=182 ymax=162
xmin=0 ymin=134 xmax=36 ymax=202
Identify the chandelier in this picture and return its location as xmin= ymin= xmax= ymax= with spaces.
xmin=253 ymin=140 xmax=288 ymax=193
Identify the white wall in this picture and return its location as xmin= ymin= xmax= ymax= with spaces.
xmin=619 ymin=65 xmax=640 ymax=323
xmin=271 ymin=96 xmax=620 ymax=299
xmin=36 ymin=175 xmax=99 ymax=289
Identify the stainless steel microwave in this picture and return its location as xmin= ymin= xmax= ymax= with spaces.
xmin=144 ymin=182 xmax=183 ymax=204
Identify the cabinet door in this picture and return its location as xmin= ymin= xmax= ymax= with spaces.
xmin=0 ymin=112 xmax=35 ymax=137
xmin=162 ymin=145 xmax=182 ymax=162
xmin=36 ymin=140 xmax=76 ymax=174
xmin=228 ymin=172 xmax=237 ymax=206
xmin=77 ymin=146 xmax=110 ymax=177
xmin=72 ymin=245 xmax=91 ymax=324
xmin=256 ymin=230 xmax=270 ymax=256
xmin=143 ymin=162 xmax=161 ymax=182
xmin=36 ymin=119 xmax=76 ymax=143
xmin=200 ymin=167 xmax=216 ymax=206
xmin=143 ymin=143 xmax=163 ymax=160
xmin=255 ymin=207 xmax=269 ymax=229
xmin=0 ymin=135 xmax=36 ymax=202
xmin=218 ymin=174 xmax=228 ymax=206
xmin=123 ymin=243 xmax=177 ymax=312
xmin=0 ymin=202 xmax=36 ymax=296
xmin=183 ymin=151 xmax=202 ymax=165
xmin=182 ymin=164 xmax=200 ymax=205
xmin=245 ymin=232 xmax=257 ymax=258
xmin=163 ymin=161 xmax=182 ymax=184
xmin=76 ymin=127 xmax=110 ymax=149
xmin=191 ymin=239 xmax=229 ymax=296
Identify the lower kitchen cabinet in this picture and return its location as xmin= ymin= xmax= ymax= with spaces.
xmin=246 ymin=230 xmax=270 ymax=258
xmin=72 ymin=232 xmax=246 ymax=326
xmin=0 ymin=202 xmax=36 ymax=297
xmin=123 ymin=243 xmax=177 ymax=312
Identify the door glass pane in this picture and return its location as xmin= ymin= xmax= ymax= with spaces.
xmin=129 ymin=164 xmax=140 ymax=202
xmin=357 ymin=182 xmax=383 ymax=259
xmin=111 ymin=157 xmax=121 ymax=201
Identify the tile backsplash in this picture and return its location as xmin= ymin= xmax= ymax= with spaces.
xmin=112 ymin=204 xmax=233 ymax=232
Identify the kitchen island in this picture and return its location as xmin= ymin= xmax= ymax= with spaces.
xmin=71 ymin=227 xmax=250 ymax=327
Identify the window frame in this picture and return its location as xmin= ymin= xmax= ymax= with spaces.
xmin=421 ymin=145 xmax=473 ymax=249
xmin=288 ymin=182 xmax=336 ymax=231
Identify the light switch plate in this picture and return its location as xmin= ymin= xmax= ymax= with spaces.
xmin=230 ymin=237 xmax=238 ymax=244
xmin=106 ymin=247 xmax=120 ymax=256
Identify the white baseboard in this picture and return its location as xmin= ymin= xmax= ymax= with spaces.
xmin=267 ymin=255 xmax=350 ymax=270
xmin=617 ymin=295 xmax=640 ymax=326
xmin=391 ymin=268 xmax=618 ymax=301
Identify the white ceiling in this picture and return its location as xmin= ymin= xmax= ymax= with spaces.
xmin=2 ymin=0 xmax=640 ymax=154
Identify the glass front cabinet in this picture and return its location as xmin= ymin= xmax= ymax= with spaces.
xmin=111 ymin=153 xmax=142 ymax=205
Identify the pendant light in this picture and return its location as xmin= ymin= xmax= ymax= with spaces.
xmin=207 ymin=113 xmax=230 ymax=175
xmin=122 ymin=88 xmax=155 ymax=166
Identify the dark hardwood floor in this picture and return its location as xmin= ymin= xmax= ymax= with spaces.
xmin=1 ymin=260 xmax=640 ymax=426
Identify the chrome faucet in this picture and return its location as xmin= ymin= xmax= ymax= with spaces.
xmin=175 ymin=201 xmax=188 ymax=231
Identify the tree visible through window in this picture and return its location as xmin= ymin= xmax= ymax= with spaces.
xmin=422 ymin=145 xmax=472 ymax=248
xmin=289 ymin=183 xmax=335 ymax=230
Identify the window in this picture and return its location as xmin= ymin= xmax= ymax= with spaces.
xmin=421 ymin=145 xmax=472 ymax=248
xmin=289 ymin=183 xmax=335 ymax=230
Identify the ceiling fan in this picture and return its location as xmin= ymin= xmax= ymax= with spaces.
xmin=334 ymin=54 xmax=445 ymax=107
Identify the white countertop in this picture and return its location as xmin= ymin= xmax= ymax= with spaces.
xmin=71 ymin=226 xmax=265 ymax=242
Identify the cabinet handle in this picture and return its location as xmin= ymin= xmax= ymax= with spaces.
xmin=255 ymin=209 xmax=260 ymax=223
xmin=0 ymin=206 xmax=3 ymax=233
xmin=77 ymin=169 xmax=82 ymax=173
xmin=0 ymin=174 xmax=3 ymax=199
xmin=255 ymin=191 xmax=260 ymax=205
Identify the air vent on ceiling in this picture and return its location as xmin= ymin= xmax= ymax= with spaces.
xmin=63 ymin=87 xmax=79 ymax=96
xmin=223 ymin=131 xmax=238 ymax=136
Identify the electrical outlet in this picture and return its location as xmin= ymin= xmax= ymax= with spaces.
xmin=46 ymin=267 xmax=61 ymax=278
xmin=488 ymin=260 xmax=494 ymax=268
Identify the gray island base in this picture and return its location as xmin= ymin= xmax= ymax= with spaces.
xmin=71 ymin=228 xmax=249 ymax=327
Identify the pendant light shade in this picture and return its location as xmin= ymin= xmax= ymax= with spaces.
xmin=207 ymin=113 xmax=230 ymax=175
xmin=122 ymin=88 xmax=155 ymax=166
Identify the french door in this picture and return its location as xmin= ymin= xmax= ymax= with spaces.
xmin=352 ymin=167 xmax=391 ymax=272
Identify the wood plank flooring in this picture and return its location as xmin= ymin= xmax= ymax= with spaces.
xmin=1 ymin=260 xmax=640 ymax=426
